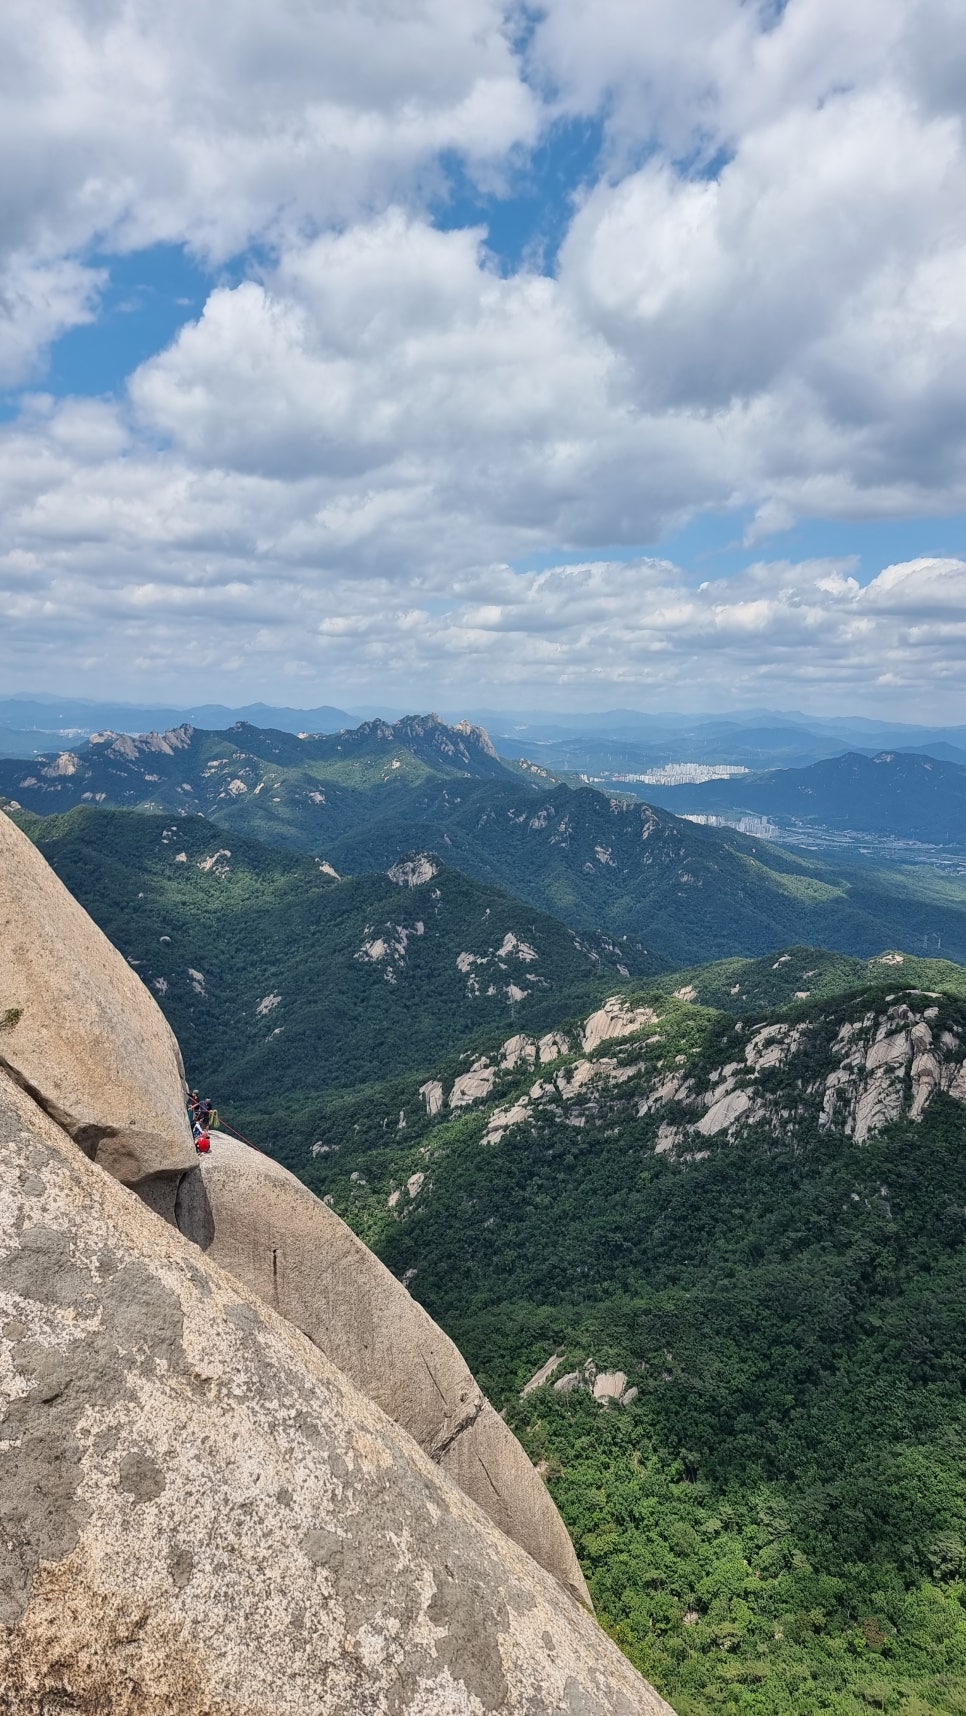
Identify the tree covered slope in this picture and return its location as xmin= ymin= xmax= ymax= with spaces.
xmin=652 ymin=943 xmax=966 ymax=1013
xmin=321 ymin=776 xmax=966 ymax=965
xmin=11 ymin=804 xmax=650 ymax=1107
xmin=304 ymin=980 xmax=966 ymax=1716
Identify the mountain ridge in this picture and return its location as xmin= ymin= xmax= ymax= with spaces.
xmin=642 ymin=749 xmax=966 ymax=845
xmin=8 ymin=717 xmax=966 ymax=969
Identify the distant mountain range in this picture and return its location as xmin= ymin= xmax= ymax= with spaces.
xmin=6 ymin=715 xmax=966 ymax=966
xmin=0 ymin=694 xmax=354 ymax=754
xmin=489 ymin=721 xmax=843 ymax=773
xmin=642 ymin=750 xmax=966 ymax=845
xmin=470 ymin=705 xmax=966 ymax=748
xmin=5 ymin=692 xmax=966 ymax=772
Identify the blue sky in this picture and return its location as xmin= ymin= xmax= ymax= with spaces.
xmin=1 ymin=0 xmax=964 ymax=717
xmin=31 ymin=247 xmax=212 ymax=406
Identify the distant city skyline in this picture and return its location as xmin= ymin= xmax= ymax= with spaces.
xmin=1 ymin=0 xmax=964 ymax=716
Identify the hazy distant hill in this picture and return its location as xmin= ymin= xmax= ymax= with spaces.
xmin=0 ymin=726 xmax=86 ymax=758
xmin=489 ymin=720 xmax=843 ymax=774
xmin=0 ymin=693 xmax=353 ymax=737
xmin=642 ymin=750 xmax=966 ymax=844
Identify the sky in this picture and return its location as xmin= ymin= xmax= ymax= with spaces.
xmin=1 ymin=0 xmax=965 ymax=719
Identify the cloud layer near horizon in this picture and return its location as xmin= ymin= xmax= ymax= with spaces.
xmin=1 ymin=0 xmax=965 ymax=709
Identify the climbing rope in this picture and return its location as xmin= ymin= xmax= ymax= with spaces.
xmin=212 ymin=1115 xmax=261 ymax=1150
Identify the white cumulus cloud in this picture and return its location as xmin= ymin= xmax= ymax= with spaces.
xmin=1 ymin=387 xmax=964 ymax=714
xmin=1 ymin=0 xmax=965 ymax=706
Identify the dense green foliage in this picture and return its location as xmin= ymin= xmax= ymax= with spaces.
xmin=13 ymin=805 xmax=644 ymax=1121
xmin=512 ymin=1396 xmax=966 ymax=1715
xmin=305 ymin=987 xmax=966 ymax=1714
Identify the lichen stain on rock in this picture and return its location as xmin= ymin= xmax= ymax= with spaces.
xmin=427 ymin=1567 xmax=510 ymax=1712
xmin=118 ymin=1450 xmax=166 ymax=1502
xmin=0 ymin=1254 xmax=181 ymax=1625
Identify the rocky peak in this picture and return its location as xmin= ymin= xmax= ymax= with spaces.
xmin=347 ymin=713 xmax=502 ymax=770
xmin=0 ymin=1073 xmax=670 ymax=1714
xmin=40 ymin=751 xmax=84 ymax=778
xmin=88 ymin=723 xmax=195 ymax=760
xmin=0 ymin=806 xmax=195 ymax=1215
xmin=387 ymin=852 xmax=440 ymax=887
xmin=454 ymin=717 xmax=499 ymax=757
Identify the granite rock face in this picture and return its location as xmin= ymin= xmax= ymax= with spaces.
xmin=176 ymin=1133 xmax=592 ymax=1608
xmin=0 ymin=1071 xmax=673 ymax=1715
xmin=0 ymin=807 xmax=195 ymax=1208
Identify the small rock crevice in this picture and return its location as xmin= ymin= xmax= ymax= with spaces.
xmin=0 ymin=1048 xmax=116 ymax=1160
xmin=428 ymin=1373 xmax=485 ymax=1463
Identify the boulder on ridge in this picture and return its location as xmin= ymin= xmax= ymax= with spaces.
xmin=0 ymin=808 xmax=195 ymax=1209
xmin=0 ymin=1070 xmax=673 ymax=1715
xmin=176 ymin=1131 xmax=591 ymax=1608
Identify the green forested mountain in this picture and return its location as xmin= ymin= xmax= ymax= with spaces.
xmin=653 ymin=943 xmax=966 ymax=1013
xmin=12 ymin=804 xmax=648 ymax=1110
xmin=321 ymin=778 xmax=966 ymax=965
xmin=301 ymin=978 xmax=966 ymax=1716
xmin=6 ymin=716 xmax=966 ymax=967
xmin=0 ymin=712 xmax=524 ymax=834
xmin=643 ymin=751 xmax=966 ymax=845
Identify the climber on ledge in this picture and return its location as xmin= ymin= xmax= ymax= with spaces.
xmin=187 ymin=1089 xmax=215 ymax=1151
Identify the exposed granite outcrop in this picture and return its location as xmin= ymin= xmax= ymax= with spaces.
xmin=0 ymin=807 xmax=195 ymax=1213
xmin=0 ymin=1071 xmax=672 ymax=1715
xmin=176 ymin=1133 xmax=592 ymax=1608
